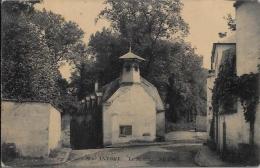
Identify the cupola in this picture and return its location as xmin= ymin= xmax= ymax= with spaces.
xmin=119 ymin=47 xmax=145 ymax=84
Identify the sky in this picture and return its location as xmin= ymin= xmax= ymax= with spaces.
xmin=36 ymin=0 xmax=235 ymax=79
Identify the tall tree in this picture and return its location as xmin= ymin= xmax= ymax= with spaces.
xmin=88 ymin=28 xmax=128 ymax=85
xmin=2 ymin=1 xmax=86 ymax=111
xmin=89 ymin=29 xmax=207 ymax=122
xmin=29 ymin=9 xmax=84 ymax=66
xmin=87 ymin=0 xmax=206 ymax=122
xmin=2 ymin=1 xmax=57 ymax=101
xmin=69 ymin=42 xmax=99 ymax=100
xmin=97 ymin=0 xmax=189 ymax=74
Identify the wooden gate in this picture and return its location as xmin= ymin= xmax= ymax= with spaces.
xmin=70 ymin=103 xmax=103 ymax=149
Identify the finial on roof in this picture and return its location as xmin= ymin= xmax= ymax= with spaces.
xmin=129 ymin=42 xmax=132 ymax=52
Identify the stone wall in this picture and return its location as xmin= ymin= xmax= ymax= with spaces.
xmin=1 ymin=101 xmax=61 ymax=157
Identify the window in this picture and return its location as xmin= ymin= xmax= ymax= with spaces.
xmin=134 ymin=65 xmax=138 ymax=72
xmin=119 ymin=125 xmax=132 ymax=137
xmin=124 ymin=64 xmax=131 ymax=72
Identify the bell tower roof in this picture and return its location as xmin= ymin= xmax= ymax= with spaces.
xmin=119 ymin=48 xmax=145 ymax=61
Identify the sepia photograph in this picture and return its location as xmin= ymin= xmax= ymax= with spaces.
xmin=1 ymin=0 xmax=260 ymax=167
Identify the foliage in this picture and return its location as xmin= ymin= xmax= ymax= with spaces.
xmin=224 ymin=14 xmax=236 ymax=31
xmin=237 ymin=73 xmax=259 ymax=123
xmin=66 ymin=0 xmax=206 ymax=120
xmin=70 ymin=60 xmax=98 ymax=100
xmin=89 ymin=28 xmax=207 ymax=122
xmin=2 ymin=7 xmax=57 ymax=101
xmin=97 ymin=0 xmax=189 ymax=74
xmin=1 ymin=143 xmax=19 ymax=162
xmin=212 ymin=48 xmax=259 ymax=123
xmin=88 ymin=28 xmax=128 ymax=85
xmin=163 ymin=40 xmax=207 ymax=121
xmin=2 ymin=1 xmax=85 ymax=113
xmin=29 ymin=9 xmax=84 ymax=65
xmin=212 ymin=48 xmax=237 ymax=114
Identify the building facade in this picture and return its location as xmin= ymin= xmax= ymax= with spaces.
xmin=102 ymin=50 xmax=165 ymax=146
xmin=207 ymin=0 xmax=260 ymax=161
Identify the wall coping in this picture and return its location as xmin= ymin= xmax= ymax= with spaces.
xmin=1 ymin=99 xmax=62 ymax=113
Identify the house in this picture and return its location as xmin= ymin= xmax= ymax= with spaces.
xmin=1 ymin=100 xmax=61 ymax=157
xmin=207 ymin=0 xmax=260 ymax=162
xmin=102 ymin=49 xmax=165 ymax=146
xmin=206 ymin=35 xmax=236 ymax=140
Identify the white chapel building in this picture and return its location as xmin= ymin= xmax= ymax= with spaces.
xmin=102 ymin=49 xmax=165 ymax=146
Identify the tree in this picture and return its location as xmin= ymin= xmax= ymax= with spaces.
xmin=97 ymin=0 xmax=189 ymax=74
xmin=70 ymin=61 xmax=97 ymax=100
xmin=29 ymin=9 xmax=84 ymax=66
xmin=2 ymin=2 xmax=57 ymax=101
xmin=87 ymin=0 xmax=206 ymax=122
xmin=154 ymin=40 xmax=206 ymax=121
xmin=2 ymin=1 xmax=86 ymax=112
xmin=88 ymin=28 xmax=129 ymax=85
xmin=89 ymin=29 xmax=207 ymax=122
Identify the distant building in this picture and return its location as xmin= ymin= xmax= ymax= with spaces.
xmin=102 ymin=49 xmax=165 ymax=146
xmin=207 ymin=0 xmax=260 ymax=161
xmin=1 ymin=100 xmax=61 ymax=157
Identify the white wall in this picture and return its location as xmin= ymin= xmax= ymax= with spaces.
xmin=236 ymin=2 xmax=260 ymax=75
xmin=48 ymin=106 xmax=61 ymax=152
xmin=1 ymin=101 xmax=49 ymax=157
xmin=236 ymin=1 xmax=260 ymax=154
xmin=121 ymin=63 xmax=141 ymax=83
xmin=103 ymin=85 xmax=157 ymax=145
xmin=1 ymin=101 xmax=61 ymax=157
xmin=218 ymin=103 xmax=250 ymax=151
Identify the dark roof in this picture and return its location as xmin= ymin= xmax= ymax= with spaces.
xmin=102 ymin=78 xmax=121 ymax=102
xmin=102 ymin=77 xmax=165 ymax=111
xmin=119 ymin=51 xmax=145 ymax=61
xmin=210 ymin=34 xmax=236 ymax=69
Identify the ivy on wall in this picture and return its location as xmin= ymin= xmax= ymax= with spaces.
xmin=212 ymin=48 xmax=238 ymax=115
xmin=212 ymin=48 xmax=259 ymax=123
xmin=237 ymin=73 xmax=259 ymax=123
